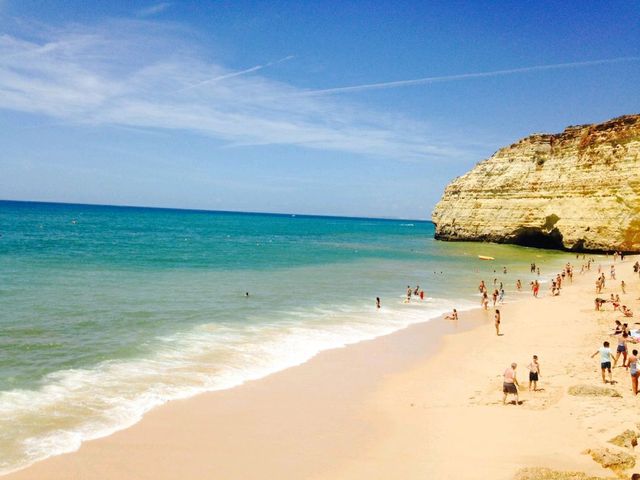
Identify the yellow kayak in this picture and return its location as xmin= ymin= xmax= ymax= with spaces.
xmin=478 ymin=255 xmax=495 ymax=260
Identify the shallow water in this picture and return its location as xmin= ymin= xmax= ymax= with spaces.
xmin=0 ymin=200 xmax=574 ymax=473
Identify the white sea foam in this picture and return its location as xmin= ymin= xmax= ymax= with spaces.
xmin=0 ymin=297 xmax=475 ymax=476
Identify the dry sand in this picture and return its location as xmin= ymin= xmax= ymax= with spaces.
xmin=6 ymin=256 xmax=640 ymax=480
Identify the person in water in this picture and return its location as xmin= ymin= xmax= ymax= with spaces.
xmin=376 ymin=297 xmax=381 ymax=309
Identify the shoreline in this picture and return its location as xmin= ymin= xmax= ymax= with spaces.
xmin=6 ymin=255 xmax=640 ymax=479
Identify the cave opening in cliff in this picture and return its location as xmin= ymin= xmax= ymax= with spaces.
xmin=511 ymin=227 xmax=565 ymax=250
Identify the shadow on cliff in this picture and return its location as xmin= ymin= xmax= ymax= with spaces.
xmin=509 ymin=226 xmax=565 ymax=250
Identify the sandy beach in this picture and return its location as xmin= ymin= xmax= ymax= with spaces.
xmin=6 ymin=255 xmax=640 ymax=480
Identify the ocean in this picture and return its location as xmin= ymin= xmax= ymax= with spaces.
xmin=0 ymin=200 xmax=573 ymax=474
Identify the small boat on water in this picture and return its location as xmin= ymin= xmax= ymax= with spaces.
xmin=478 ymin=255 xmax=495 ymax=260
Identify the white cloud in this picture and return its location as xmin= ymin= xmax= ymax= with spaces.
xmin=136 ymin=2 xmax=172 ymax=17
xmin=0 ymin=20 xmax=460 ymax=161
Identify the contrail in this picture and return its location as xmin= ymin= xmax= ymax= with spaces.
xmin=179 ymin=55 xmax=295 ymax=92
xmin=297 ymin=56 xmax=640 ymax=96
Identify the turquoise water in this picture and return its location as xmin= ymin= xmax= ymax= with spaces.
xmin=0 ymin=201 xmax=573 ymax=474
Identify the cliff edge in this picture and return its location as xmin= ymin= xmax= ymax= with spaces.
xmin=432 ymin=114 xmax=640 ymax=252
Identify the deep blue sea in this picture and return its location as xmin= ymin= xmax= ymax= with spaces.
xmin=0 ymin=200 xmax=573 ymax=474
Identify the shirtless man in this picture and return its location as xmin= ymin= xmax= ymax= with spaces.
xmin=528 ymin=355 xmax=541 ymax=391
xmin=502 ymin=363 xmax=519 ymax=405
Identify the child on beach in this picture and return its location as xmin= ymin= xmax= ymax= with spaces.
xmin=502 ymin=363 xmax=519 ymax=405
xmin=621 ymin=280 xmax=626 ymax=294
xmin=516 ymin=279 xmax=522 ymax=291
xmin=591 ymin=341 xmax=613 ymax=384
xmin=494 ymin=309 xmax=501 ymax=336
xmin=528 ymin=355 xmax=541 ymax=391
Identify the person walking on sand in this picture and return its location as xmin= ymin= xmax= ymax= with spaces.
xmin=528 ymin=355 xmax=541 ymax=391
xmin=627 ymin=349 xmax=639 ymax=395
xmin=591 ymin=341 xmax=613 ymax=384
xmin=503 ymin=363 xmax=519 ymax=405
xmin=613 ymin=332 xmax=629 ymax=368
xmin=494 ymin=309 xmax=501 ymax=336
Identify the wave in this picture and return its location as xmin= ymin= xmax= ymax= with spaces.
xmin=0 ymin=297 xmax=475 ymax=476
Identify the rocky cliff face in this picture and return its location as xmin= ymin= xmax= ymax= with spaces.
xmin=432 ymin=114 xmax=640 ymax=252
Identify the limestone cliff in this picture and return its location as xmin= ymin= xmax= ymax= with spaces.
xmin=432 ymin=114 xmax=640 ymax=252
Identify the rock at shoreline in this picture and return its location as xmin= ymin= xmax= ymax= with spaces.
xmin=608 ymin=429 xmax=638 ymax=449
xmin=584 ymin=447 xmax=636 ymax=472
xmin=567 ymin=384 xmax=622 ymax=398
xmin=432 ymin=114 xmax=640 ymax=252
xmin=513 ymin=467 xmax=609 ymax=479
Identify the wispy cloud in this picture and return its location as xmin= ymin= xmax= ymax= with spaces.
xmin=178 ymin=55 xmax=295 ymax=92
xmin=136 ymin=2 xmax=172 ymax=17
xmin=298 ymin=56 xmax=640 ymax=96
xmin=0 ymin=20 xmax=456 ymax=160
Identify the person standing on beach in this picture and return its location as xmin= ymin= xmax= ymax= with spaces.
xmin=621 ymin=280 xmax=626 ymax=294
xmin=528 ymin=355 xmax=541 ymax=391
xmin=502 ymin=363 xmax=519 ymax=405
xmin=406 ymin=286 xmax=412 ymax=303
xmin=516 ymin=279 xmax=522 ymax=291
xmin=627 ymin=349 xmax=638 ymax=395
xmin=494 ymin=309 xmax=501 ymax=336
xmin=591 ymin=341 xmax=613 ymax=384
xmin=376 ymin=297 xmax=381 ymax=309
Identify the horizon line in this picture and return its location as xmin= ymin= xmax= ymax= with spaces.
xmin=0 ymin=198 xmax=432 ymax=223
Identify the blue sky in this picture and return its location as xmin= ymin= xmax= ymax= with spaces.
xmin=0 ymin=1 xmax=638 ymax=219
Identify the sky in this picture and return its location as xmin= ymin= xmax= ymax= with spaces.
xmin=0 ymin=1 xmax=638 ymax=219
